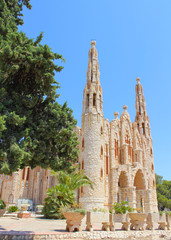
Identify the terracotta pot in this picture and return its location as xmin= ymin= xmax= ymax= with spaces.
xmin=0 ymin=209 xmax=5 ymax=217
xmin=36 ymin=205 xmax=43 ymax=214
xmin=113 ymin=213 xmax=127 ymax=222
xmin=129 ymin=212 xmax=147 ymax=222
xmin=63 ymin=212 xmax=85 ymax=232
xmin=21 ymin=204 xmax=30 ymax=212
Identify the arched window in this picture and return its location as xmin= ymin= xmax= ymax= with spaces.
xmin=142 ymin=122 xmax=145 ymax=135
xmin=93 ymin=93 xmax=96 ymax=107
xmin=106 ymin=144 xmax=109 ymax=175
xmin=100 ymin=168 xmax=103 ymax=178
xmin=82 ymin=138 xmax=84 ymax=151
xmin=86 ymin=93 xmax=89 ymax=108
xmin=22 ymin=168 xmax=25 ymax=180
xmin=153 ymin=179 xmax=155 ymax=188
xmin=26 ymin=168 xmax=30 ymax=181
xmin=81 ymin=159 xmax=84 ymax=170
xmin=115 ymin=134 xmax=119 ymax=158
xmin=150 ymin=148 xmax=153 ymax=156
xmin=101 ymin=146 xmax=103 ymax=156
xmin=101 ymin=126 xmax=103 ymax=135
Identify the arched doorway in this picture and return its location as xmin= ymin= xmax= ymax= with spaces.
xmin=134 ymin=169 xmax=146 ymax=212
xmin=8 ymin=194 xmax=14 ymax=204
xmin=118 ymin=171 xmax=129 ymax=203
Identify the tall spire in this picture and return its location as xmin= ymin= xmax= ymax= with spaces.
xmin=86 ymin=41 xmax=100 ymax=86
xmin=82 ymin=41 xmax=103 ymax=115
xmin=135 ymin=78 xmax=150 ymax=137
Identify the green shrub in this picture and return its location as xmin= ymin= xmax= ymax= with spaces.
xmin=62 ymin=204 xmax=86 ymax=216
xmin=0 ymin=199 xmax=6 ymax=209
xmin=92 ymin=208 xmax=108 ymax=213
xmin=7 ymin=206 xmax=18 ymax=213
xmin=42 ymin=170 xmax=93 ymax=219
xmin=166 ymin=211 xmax=171 ymax=216
xmin=112 ymin=201 xmax=133 ymax=214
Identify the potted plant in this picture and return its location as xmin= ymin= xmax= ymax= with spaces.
xmin=42 ymin=169 xmax=93 ymax=219
xmin=112 ymin=201 xmax=132 ymax=222
xmin=0 ymin=199 xmax=6 ymax=217
xmin=62 ymin=203 xmax=86 ymax=232
xmin=36 ymin=204 xmax=44 ymax=214
xmin=18 ymin=203 xmax=31 ymax=218
xmin=7 ymin=205 xmax=19 ymax=213
xmin=21 ymin=203 xmax=30 ymax=212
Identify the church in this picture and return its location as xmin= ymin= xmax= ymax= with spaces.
xmin=0 ymin=41 xmax=158 ymax=213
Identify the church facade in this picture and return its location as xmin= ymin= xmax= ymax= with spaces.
xmin=0 ymin=41 xmax=158 ymax=213
xmin=76 ymin=41 xmax=158 ymax=213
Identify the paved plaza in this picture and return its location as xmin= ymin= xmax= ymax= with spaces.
xmin=0 ymin=216 xmax=170 ymax=240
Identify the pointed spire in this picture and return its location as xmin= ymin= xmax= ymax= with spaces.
xmin=135 ymin=77 xmax=147 ymax=122
xmin=135 ymin=78 xmax=150 ymax=136
xmin=86 ymin=41 xmax=100 ymax=85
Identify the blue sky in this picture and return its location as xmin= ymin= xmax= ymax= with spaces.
xmin=20 ymin=0 xmax=171 ymax=180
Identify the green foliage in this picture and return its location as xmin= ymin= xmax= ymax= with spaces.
xmin=112 ymin=201 xmax=133 ymax=214
xmin=7 ymin=205 xmax=18 ymax=213
xmin=0 ymin=199 xmax=6 ymax=209
xmin=42 ymin=170 xmax=93 ymax=219
xmin=0 ymin=0 xmax=78 ymax=173
xmin=166 ymin=211 xmax=171 ymax=216
xmin=62 ymin=204 xmax=86 ymax=216
xmin=156 ymin=174 xmax=171 ymax=211
xmin=92 ymin=208 xmax=108 ymax=213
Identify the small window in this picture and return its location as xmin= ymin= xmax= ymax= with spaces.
xmin=153 ymin=180 xmax=155 ymax=188
xmin=82 ymin=159 xmax=84 ymax=170
xmin=86 ymin=94 xmax=89 ymax=108
xmin=100 ymin=168 xmax=103 ymax=178
xmin=22 ymin=168 xmax=25 ymax=180
xmin=142 ymin=123 xmax=145 ymax=135
xmin=93 ymin=93 xmax=96 ymax=107
xmin=106 ymin=156 xmax=109 ymax=175
xmin=101 ymin=146 xmax=103 ymax=156
xmin=82 ymin=138 xmax=84 ymax=150
xmin=101 ymin=126 xmax=103 ymax=135
xmin=26 ymin=168 xmax=30 ymax=181
xmin=150 ymin=148 xmax=153 ymax=156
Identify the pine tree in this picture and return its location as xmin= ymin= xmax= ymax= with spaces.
xmin=0 ymin=0 xmax=78 ymax=174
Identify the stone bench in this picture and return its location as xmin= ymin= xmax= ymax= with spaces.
xmin=158 ymin=221 xmax=167 ymax=230
xmin=158 ymin=213 xmax=167 ymax=230
xmin=102 ymin=222 xmax=110 ymax=231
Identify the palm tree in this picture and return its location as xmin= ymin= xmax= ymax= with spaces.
xmin=51 ymin=169 xmax=93 ymax=191
xmin=42 ymin=169 xmax=93 ymax=219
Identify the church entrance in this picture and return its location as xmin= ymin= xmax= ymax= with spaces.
xmin=133 ymin=169 xmax=146 ymax=212
xmin=118 ymin=171 xmax=129 ymax=203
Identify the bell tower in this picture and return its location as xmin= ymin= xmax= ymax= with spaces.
xmin=79 ymin=41 xmax=105 ymax=210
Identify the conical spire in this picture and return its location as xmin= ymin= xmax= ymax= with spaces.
xmin=135 ymin=78 xmax=150 ymax=136
xmin=86 ymin=41 xmax=100 ymax=85
xmin=82 ymin=41 xmax=103 ymax=115
xmin=135 ymin=78 xmax=147 ymax=122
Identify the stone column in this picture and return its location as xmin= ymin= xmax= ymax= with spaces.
xmin=128 ymin=186 xmax=136 ymax=210
xmin=144 ymin=189 xmax=153 ymax=213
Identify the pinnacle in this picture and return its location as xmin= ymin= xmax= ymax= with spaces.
xmin=91 ymin=40 xmax=96 ymax=47
xmin=123 ymin=105 xmax=128 ymax=110
xmin=136 ymin=77 xmax=140 ymax=83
